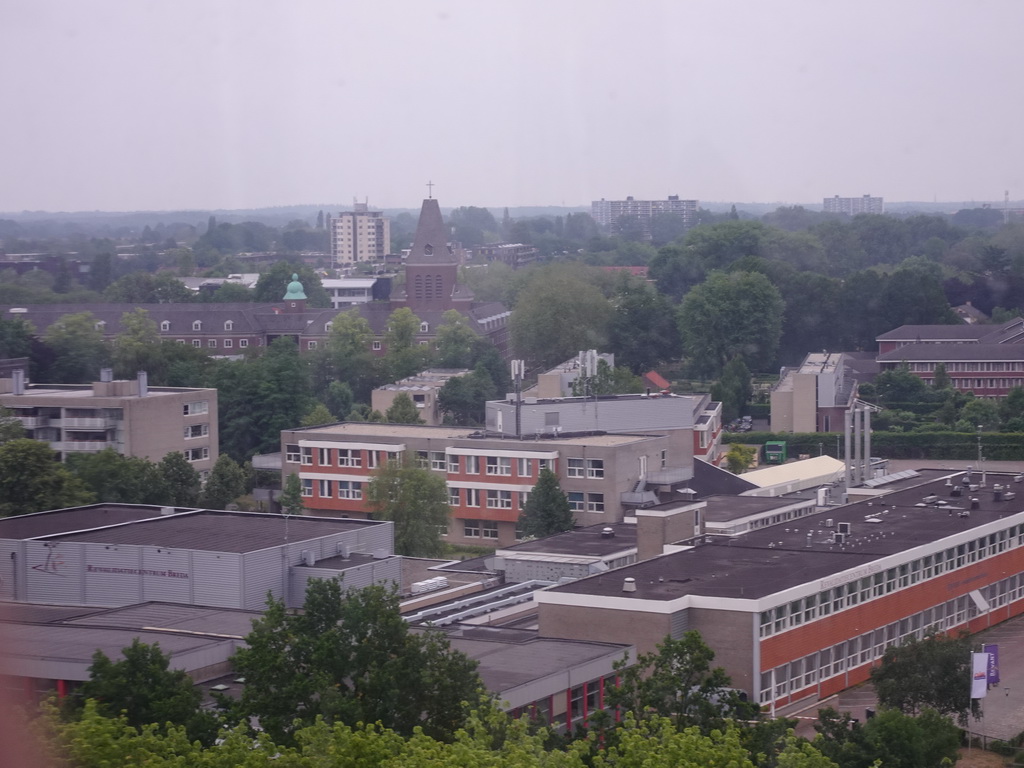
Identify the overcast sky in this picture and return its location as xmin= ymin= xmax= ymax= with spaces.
xmin=2 ymin=0 xmax=1022 ymax=213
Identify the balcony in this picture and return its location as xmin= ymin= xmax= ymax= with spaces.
xmin=52 ymin=417 xmax=110 ymax=429
xmin=50 ymin=441 xmax=112 ymax=452
xmin=16 ymin=416 xmax=49 ymax=428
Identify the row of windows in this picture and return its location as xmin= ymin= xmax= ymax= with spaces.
xmin=184 ymin=423 xmax=208 ymax=439
xmin=416 ymin=452 xmax=553 ymax=477
xmin=301 ymin=479 xmax=363 ymax=500
xmin=911 ymin=361 xmax=1024 ymax=373
xmin=759 ymin=571 xmax=1024 ymax=704
xmin=451 ymin=488 xmax=525 ymax=510
xmin=162 ymin=320 xmax=237 ymax=332
xmin=950 ymin=378 xmax=1024 ymax=389
xmin=178 ymin=338 xmax=250 ymax=349
xmin=567 ymin=458 xmax=604 ymax=479
xmin=759 ymin=524 xmax=1024 ymax=637
xmin=463 ymin=518 xmax=500 ymax=539
xmin=288 ymin=445 xmax=401 ymax=468
xmin=568 ymin=492 xmax=605 ymax=513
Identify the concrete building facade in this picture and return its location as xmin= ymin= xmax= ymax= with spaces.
xmin=371 ymin=369 xmax=470 ymax=426
xmin=591 ymin=196 xmax=698 ymax=231
xmin=329 ymin=203 xmax=391 ymax=266
xmin=822 ymin=195 xmax=884 ymax=215
xmin=876 ymin=317 xmax=1024 ymax=398
xmin=537 ymin=468 xmax=1024 ymax=713
xmin=0 ymin=370 xmax=218 ymax=474
xmin=281 ymin=422 xmax=681 ymax=548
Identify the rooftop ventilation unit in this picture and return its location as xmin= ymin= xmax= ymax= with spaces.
xmin=623 ymin=577 xmax=637 ymax=593
xmin=834 ymin=532 xmax=846 ymax=545
xmin=837 ymin=522 xmax=851 ymax=534
xmin=825 ymin=518 xmax=834 ymax=528
xmin=336 ymin=543 xmax=351 ymax=559
xmin=373 ymin=548 xmax=388 ymax=560
xmin=601 ymin=527 xmax=615 ymax=538
xmin=301 ymin=550 xmax=316 ymax=566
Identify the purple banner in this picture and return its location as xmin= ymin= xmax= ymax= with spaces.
xmin=984 ymin=644 xmax=1000 ymax=685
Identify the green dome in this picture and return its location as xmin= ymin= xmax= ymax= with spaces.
xmin=283 ymin=273 xmax=307 ymax=301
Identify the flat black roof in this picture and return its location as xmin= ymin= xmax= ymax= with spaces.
xmin=42 ymin=510 xmax=385 ymax=553
xmin=551 ymin=470 xmax=1024 ymax=602
xmin=502 ymin=523 xmax=636 ymax=557
xmin=701 ymin=495 xmax=812 ymax=524
xmin=0 ymin=504 xmax=178 ymax=540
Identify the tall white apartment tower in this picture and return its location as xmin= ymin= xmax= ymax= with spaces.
xmin=329 ymin=203 xmax=391 ymax=267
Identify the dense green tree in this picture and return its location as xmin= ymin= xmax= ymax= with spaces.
xmin=434 ymin=309 xmax=479 ymax=368
xmin=510 ymin=265 xmax=613 ymax=368
xmin=88 ymin=252 xmax=114 ymax=292
xmin=678 ymin=271 xmax=784 ymax=377
xmin=570 ymin=359 xmax=643 ymax=396
xmin=384 ymin=392 xmax=424 ymax=424
xmin=111 ymin=308 xmax=162 ymax=379
xmin=43 ymin=311 xmax=111 ymax=383
xmin=279 ymin=473 xmax=305 ymax=516
xmin=0 ymin=405 xmax=26 ymax=444
xmin=0 ymin=439 xmax=94 ymax=516
xmin=725 ymin=444 xmax=757 ymax=474
xmin=871 ymin=364 xmax=932 ymax=405
xmin=324 ymin=380 xmax=354 ymax=421
xmin=869 ymin=629 xmax=978 ymax=724
xmin=608 ymin=631 xmax=751 ymax=733
xmin=324 ymin=309 xmax=382 ymax=402
xmin=999 ymin=386 xmax=1024 ymax=431
xmin=384 ymin=307 xmax=429 ymax=380
xmin=712 ymin=357 xmax=752 ymax=421
xmin=649 ymin=244 xmax=706 ymax=302
xmin=79 ymin=638 xmax=218 ymax=745
xmin=813 ymin=706 xmax=959 ymax=768
xmin=931 ymin=361 xmax=952 ymax=390
xmin=158 ymin=451 xmax=202 ymax=507
xmin=649 ymin=213 xmax=692 ymax=245
xmin=878 ymin=258 xmax=958 ymax=328
xmin=103 ymin=271 xmax=194 ymax=304
xmin=253 ymin=262 xmax=330 ymax=307
xmin=67 ymin=449 xmax=171 ymax=504
xmin=301 ymin=402 xmax=335 ymax=427
xmin=608 ymin=280 xmax=682 ymax=373
xmin=0 ymin=316 xmax=34 ymax=359
xmin=957 ymin=397 xmax=1000 ymax=432
xmin=449 ymin=206 xmax=498 ymax=246
xmin=210 ymin=281 xmax=254 ymax=302
xmin=231 ymin=580 xmax=482 ymax=745
xmin=200 ymin=453 xmax=248 ymax=509
xmin=365 ymin=456 xmax=450 ymax=557
xmin=436 ymin=367 xmax=497 ymax=426
xmin=254 ymin=337 xmax=313 ymax=454
xmin=519 ymin=468 xmax=574 ymax=538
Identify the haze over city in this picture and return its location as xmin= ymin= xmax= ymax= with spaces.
xmin=2 ymin=0 xmax=1023 ymax=213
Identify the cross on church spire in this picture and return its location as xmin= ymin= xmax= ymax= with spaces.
xmin=426 ymin=180 xmax=434 ymax=198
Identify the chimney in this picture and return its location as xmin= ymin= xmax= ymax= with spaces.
xmin=12 ymin=369 xmax=25 ymax=396
xmin=137 ymin=371 xmax=148 ymax=398
xmin=100 ymin=368 xmax=113 ymax=382
xmin=622 ymin=577 xmax=637 ymax=593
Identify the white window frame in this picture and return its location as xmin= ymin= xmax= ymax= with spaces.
xmin=337 ymin=449 xmax=362 ymax=468
xmin=587 ymin=459 xmax=605 ymax=479
xmin=285 ymin=444 xmax=301 ymax=463
xmin=239 ymin=339 xmax=249 ymax=348
xmin=567 ymin=458 xmax=585 ymax=478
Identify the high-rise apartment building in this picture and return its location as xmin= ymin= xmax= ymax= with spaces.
xmin=591 ymin=195 xmax=698 ymax=231
xmin=329 ymin=203 xmax=391 ymax=266
xmin=823 ymin=195 xmax=884 ymax=215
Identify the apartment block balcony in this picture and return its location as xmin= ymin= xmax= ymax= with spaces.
xmin=51 ymin=417 xmax=111 ymax=429
xmin=50 ymin=440 xmax=112 ymax=452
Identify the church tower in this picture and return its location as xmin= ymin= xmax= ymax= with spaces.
xmin=394 ymin=198 xmax=472 ymax=312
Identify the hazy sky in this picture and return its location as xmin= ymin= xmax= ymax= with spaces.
xmin=3 ymin=0 xmax=1023 ymax=212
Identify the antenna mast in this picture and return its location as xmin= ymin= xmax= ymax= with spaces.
xmin=512 ymin=359 xmax=524 ymax=438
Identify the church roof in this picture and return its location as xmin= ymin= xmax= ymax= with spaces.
xmin=406 ymin=198 xmax=459 ymax=265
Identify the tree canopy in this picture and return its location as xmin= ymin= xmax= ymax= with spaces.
xmin=519 ymin=468 xmax=574 ymax=539
xmin=365 ymin=456 xmax=450 ymax=557
xmin=230 ymin=579 xmax=483 ymax=745
xmin=0 ymin=439 xmax=94 ymax=517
